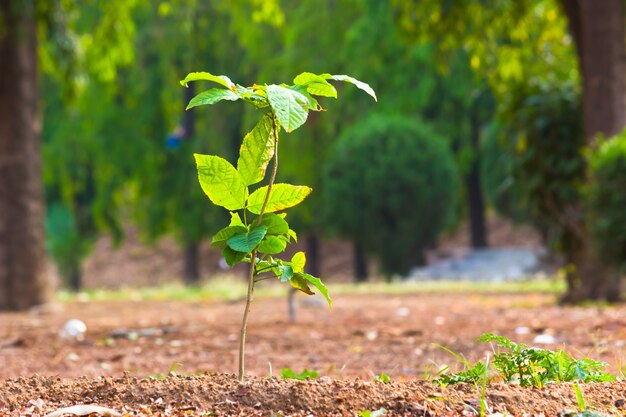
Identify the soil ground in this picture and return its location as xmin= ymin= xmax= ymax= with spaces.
xmin=3 ymin=291 xmax=626 ymax=416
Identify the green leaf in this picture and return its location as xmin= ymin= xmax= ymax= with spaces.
xmin=180 ymin=72 xmax=235 ymax=89
xmin=266 ymin=85 xmax=309 ymax=132
xmin=291 ymin=252 xmax=306 ymax=273
xmin=306 ymin=82 xmax=338 ymax=98
xmin=329 ymin=74 xmax=377 ymax=102
xmin=222 ymin=247 xmax=246 ymax=267
xmin=290 ymin=86 xmax=321 ymax=111
xmin=293 ymin=72 xmax=337 ymax=98
xmin=194 ymin=154 xmax=247 ymax=211
xmin=227 ymin=225 xmax=267 ymax=252
xmin=229 ymin=212 xmax=245 ymax=227
xmin=211 ymin=225 xmax=247 ymax=247
xmin=258 ymin=235 xmax=287 ymax=254
xmin=186 ymin=89 xmax=239 ymax=110
xmin=299 ymin=273 xmax=332 ymax=308
xmin=280 ymin=264 xmax=294 ymax=282
xmin=288 ymin=229 xmax=298 ymax=243
xmin=237 ymin=115 xmax=275 ymax=186
xmin=247 ymin=183 xmax=312 ymax=214
xmin=289 ymin=273 xmax=314 ymax=295
xmin=260 ymin=213 xmax=290 ymax=235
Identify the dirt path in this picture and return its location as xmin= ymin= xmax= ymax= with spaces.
xmin=2 ymin=291 xmax=626 ymax=415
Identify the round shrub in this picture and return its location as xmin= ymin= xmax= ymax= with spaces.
xmin=587 ymin=130 xmax=626 ymax=269
xmin=322 ymin=114 xmax=459 ymax=276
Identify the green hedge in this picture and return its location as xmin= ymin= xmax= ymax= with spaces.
xmin=322 ymin=114 xmax=459 ymax=276
xmin=587 ymin=130 xmax=626 ymax=269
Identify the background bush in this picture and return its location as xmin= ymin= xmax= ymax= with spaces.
xmin=484 ymin=84 xmax=584 ymax=254
xmin=586 ymin=129 xmax=626 ymax=270
xmin=322 ymin=114 xmax=459 ymax=276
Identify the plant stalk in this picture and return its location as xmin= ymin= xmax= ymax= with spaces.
xmin=237 ymin=116 xmax=280 ymax=382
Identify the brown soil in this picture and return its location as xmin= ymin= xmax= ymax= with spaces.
xmin=3 ymin=292 xmax=626 ymax=416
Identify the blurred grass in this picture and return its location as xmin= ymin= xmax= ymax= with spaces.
xmin=57 ymin=274 xmax=565 ymax=303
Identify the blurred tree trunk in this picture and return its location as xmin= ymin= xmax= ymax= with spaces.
xmin=353 ymin=242 xmax=368 ymax=282
xmin=183 ymin=242 xmax=200 ymax=285
xmin=181 ymin=83 xmax=201 ymax=286
xmin=68 ymin=264 xmax=82 ymax=293
xmin=466 ymin=97 xmax=488 ymax=248
xmin=306 ymin=232 xmax=321 ymax=277
xmin=560 ymin=0 xmax=626 ymax=302
xmin=0 ymin=1 xmax=51 ymax=310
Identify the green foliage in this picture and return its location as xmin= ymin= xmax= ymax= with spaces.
xmin=322 ymin=114 xmax=459 ymax=275
xmin=280 ymin=368 xmax=319 ymax=380
xmin=485 ymin=84 xmax=584 ymax=255
xmin=436 ymin=333 xmax=615 ymax=388
xmin=358 ymin=408 xmax=387 ymax=417
xmin=586 ymin=130 xmax=626 ymax=269
xmin=183 ymin=70 xmax=374 ymax=379
xmin=373 ymin=373 xmax=391 ymax=383
xmin=392 ymin=0 xmax=578 ymax=96
xmin=45 ymin=203 xmax=93 ymax=288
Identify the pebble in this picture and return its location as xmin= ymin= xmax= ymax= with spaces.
xmin=532 ymin=334 xmax=557 ymax=344
xmin=59 ymin=319 xmax=87 ymax=341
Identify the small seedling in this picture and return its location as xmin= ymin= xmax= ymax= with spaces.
xmin=435 ymin=333 xmax=615 ymax=388
xmin=373 ymin=373 xmax=391 ymax=383
xmin=280 ymin=367 xmax=319 ymax=380
xmin=180 ymin=71 xmax=375 ymax=381
xmin=358 ymin=408 xmax=387 ymax=417
xmin=573 ymin=381 xmax=587 ymax=412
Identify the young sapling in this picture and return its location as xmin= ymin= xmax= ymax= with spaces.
xmin=180 ymin=71 xmax=376 ymax=381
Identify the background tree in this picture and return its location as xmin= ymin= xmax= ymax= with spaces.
xmin=271 ymin=0 xmax=487 ymax=280
xmin=392 ymin=0 xmax=626 ymax=301
xmin=0 ymin=1 xmax=50 ymax=310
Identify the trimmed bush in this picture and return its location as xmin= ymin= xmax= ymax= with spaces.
xmin=586 ymin=130 xmax=626 ymax=269
xmin=322 ymin=114 xmax=459 ymax=276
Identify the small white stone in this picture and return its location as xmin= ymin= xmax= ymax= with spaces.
xmin=396 ymin=307 xmax=410 ymax=317
xmin=59 ymin=319 xmax=87 ymax=341
xmin=515 ymin=326 xmax=530 ymax=335
xmin=533 ymin=334 xmax=557 ymax=344
xmin=366 ymin=330 xmax=378 ymax=341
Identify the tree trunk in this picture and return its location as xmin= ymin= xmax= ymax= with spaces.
xmin=68 ymin=263 xmax=82 ymax=293
xmin=183 ymin=242 xmax=200 ymax=286
xmin=578 ymin=0 xmax=626 ymax=141
xmin=466 ymin=100 xmax=488 ymax=248
xmin=305 ymin=232 xmax=321 ymax=277
xmin=353 ymin=242 xmax=368 ymax=282
xmin=0 ymin=1 xmax=51 ymax=310
xmin=560 ymin=0 xmax=626 ymax=302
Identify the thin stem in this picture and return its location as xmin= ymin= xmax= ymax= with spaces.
xmin=254 ymin=275 xmax=279 ymax=283
xmin=238 ymin=248 xmax=257 ymax=382
xmin=237 ymin=115 xmax=280 ymax=382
